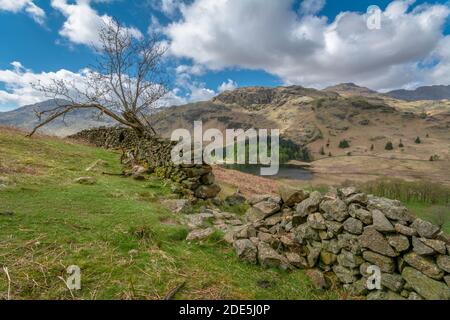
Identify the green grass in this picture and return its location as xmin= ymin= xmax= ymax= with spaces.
xmin=0 ymin=128 xmax=341 ymax=300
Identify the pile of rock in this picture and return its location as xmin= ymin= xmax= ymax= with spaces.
xmin=230 ymin=186 xmax=450 ymax=300
xmin=70 ymin=127 xmax=220 ymax=200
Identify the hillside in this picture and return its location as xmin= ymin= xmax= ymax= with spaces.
xmin=387 ymin=85 xmax=450 ymax=101
xmin=0 ymin=100 xmax=114 ymax=136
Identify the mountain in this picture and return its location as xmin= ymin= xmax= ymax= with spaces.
xmin=386 ymin=85 xmax=450 ymax=101
xmin=0 ymin=99 xmax=114 ymax=136
xmin=324 ymin=83 xmax=381 ymax=98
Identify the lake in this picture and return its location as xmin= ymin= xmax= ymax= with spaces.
xmin=224 ymin=164 xmax=313 ymax=181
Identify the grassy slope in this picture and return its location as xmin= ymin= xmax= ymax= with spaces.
xmin=0 ymin=128 xmax=341 ymax=300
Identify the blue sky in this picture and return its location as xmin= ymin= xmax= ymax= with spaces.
xmin=1 ymin=0 xmax=450 ymax=111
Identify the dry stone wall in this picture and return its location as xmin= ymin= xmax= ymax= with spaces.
xmin=70 ymin=127 xmax=220 ymax=200
xmin=231 ymin=186 xmax=450 ymax=300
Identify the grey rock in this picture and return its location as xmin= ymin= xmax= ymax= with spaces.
xmin=295 ymin=191 xmax=322 ymax=217
xmin=306 ymin=269 xmax=330 ymax=290
xmin=333 ymin=265 xmax=360 ymax=284
xmin=319 ymin=230 xmax=334 ymax=240
xmin=224 ymin=191 xmax=246 ymax=206
xmin=349 ymin=204 xmax=373 ymax=225
xmin=186 ymin=228 xmax=214 ymax=241
xmin=234 ymin=224 xmax=257 ymax=239
xmin=248 ymin=194 xmax=277 ymax=205
xmin=320 ymin=250 xmax=337 ymax=266
xmin=74 ymin=176 xmax=96 ymax=185
xmin=408 ymin=292 xmax=424 ymax=300
xmin=320 ymin=197 xmax=349 ymax=222
xmin=367 ymin=196 xmax=413 ymax=222
xmin=245 ymin=207 xmax=267 ymax=223
xmin=395 ymin=223 xmax=418 ymax=237
xmin=362 ymin=251 xmax=396 ymax=273
xmin=234 ymin=239 xmax=258 ymax=264
xmin=258 ymin=242 xmax=291 ymax=270
xmin=279 ymin=186 xmax=309 ymax=207
xmin=419 ymin=238 xmax=446 ymax=254
xmin=161 ymin=199 xmax=191 ymax=214
xmin=412 ymin=237 xmax=435 ymax=256
xmin=436 ymin=231 xmax=450 ymax=245
xmin=436 ymin=255 xmax=450 ymax=273
xmin=340 ymin=187 xmax=359 ymax=197
xmin=194 ymin=184 xmax=221 ymax=199
xmin=337 ymin=249 xmax=364 ymax=268
xmin=345 ymin=193 xmax=368 ymax=205
xmin=360 ymin=227 xmax=398 ymax=257
xmin=253 ymin=200 xmax=281 ymax=217
xmin=402 ymin=267 xmax=450 ymax=300
xmin=323 ymin=238 xmax=341 ymax=255
xmin=285 ymin=252 xmax=308 ymax=268
xmin=367 ymin=290 xmax=406 ymax=300
xmin=410 ymin=218 xmax=440 ymax=239
xmin=372 ymin=210 xmax=395 ymax=232
xmin=403 ymin=252 xmax=444 ymax=280
xmin=343 ymin=217 xmax=363 ymax=235
xmin=349 ymin=278 xmax=369 ymax=296
xmin=337 ymin=233 xmax=361 ymax=254
xmin=381 ymin=273 xmax=405 ymax=293
xmin=307 ymin=242 xmax=322 ymax=267
xmin=307 ymin=212 xmax=327 ymax=230
xmin=325 ymin=220 xmax=343 ymax=234
xmin=294 ymin=223 xmax=320 ymax=244
xmin=444 ymin=275 xmax=450 ymax=288
xmin=387 ymin=234 xmax=410 ymax=252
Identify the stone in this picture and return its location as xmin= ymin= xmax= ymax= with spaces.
xmin=372 ymin=210 xmax=395 ymax=232
xmin=360 ymin=227 xmax=398 ymax=257
xmin=234 ymin=239 xmax=258 ymax=264
xmin=307 ymin=242 xmax=322 ymax=267
xmin=345 ymin=193 xmax=368 ymax=206
xmin=412 ymin=237 xmax=435 ymax=256
xmin=306 ymin=269 xmax=330 ymax=290
xmin=324 ymin=239 xmax=341 ymax=255
xmin=349 ymin=204 xmax=372 ymax=225
xmin=320 ymin=198 xmax=349 ymax=222
xmin=319 ymin=230 xmax=334 ymax=240
xmin=320 ymin=251 xmax=337 ymax=266
xmin=294 ymin=223 xmax=320 ymax=244
xmin=395 ymin=224 xmax=418 ymax=237
xmin=285 ymin=252 xmax=307 ymax=268
xmin=235 ymin=225 xmax=257 ymax=239
xmin=248 ymin=194 xmax=280 ymax=206
xmin=325 ymin=221 xmax=343 ymax=234
xmin=410 ymin=218 xmax=440 ymax=239
xmin=408 ymin=292 xmax=424 ymax=300
xmin=279 ymin=234 xmax=295 ymax=247
xmin=253 ymin=200 xmax=281 ymax=217
xmin=295 ymin=191 xmax=322 ymax=217
xmin=340 ymin=187 xmax=358 ymax=197
xmin=367 ymin=196 xmax=413 ymax=223
xmin=224 ymin=191 xmax=247 ymax=206
xmin=337 ymin=250 xmax=364 ymax=268
xmin=362 ymin=251 xmax=396 ymax=273
xmin=200 ymin=172 xmax=215 ymax=185
xmin=402 ymin=267 xmax=450 ymax=300
xmin=419 ymin=238 xmax=447 ymax=255
xmin=436 ymin=231 xmax=450 ymax=245
xmin=333 ymin=265 xmax=359 ymax=284
xmin=279 ymin=186 xmax=309 ymax=207
xmin=265 ymin=214 xmax=283 ymax=227
xmin=337 ymin=233 xmax=361 ymax=254
xmin=360 ymin=263 xmax=372 ymax=277
xmin=161 ymin=199 xmax=191 ymax=214
xmin=307 ymin=212 xmax=327 ymax=230
xmin=367 ymin=290 xmax=405 ymax=300
xmin=186 ymin=228 xmax=215 ymax=241
xmin=381 ymin=273 xmax=405 ymax=293
xmin=245 ymin=207 xmax=267 ymax=223
xmin=386 ymin=234 xmax=410 ymax=252
xmin=194 ymin=184 xmax=221 ymax=199
xmin=436 ymin=255 xmax=450 ymax=273
xmin=444 ymin=275 xmax=450 ymax=288
xmin=349 ymin=278 xmax=369 ymax=296
xmin=403 ymin=252 xmax=444 ymax=280
xmin=74 ymin=177 xmax=96 ymax=185
xmin=343 ymin=217 xmax=363 ymax=235
xmin=258 ymin=242 xmax=291 ymax=270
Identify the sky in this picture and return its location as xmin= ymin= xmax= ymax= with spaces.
xmin=0 ymin=0 xmax=450 ymax=111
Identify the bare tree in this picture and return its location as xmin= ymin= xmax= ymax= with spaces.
xmin=29 ymin=18 xmax=168 ymax=137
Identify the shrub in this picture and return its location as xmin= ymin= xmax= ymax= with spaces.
xmin=339 ymin=139 xmax=350 ymax=149
xmin=370 ymin=144 xmax=374 ymax=151
xmin=385 ymin=142 xmax=394 ymax=150
xmin=415 ymin=137 xmax=421 ymax=144
xmin=399 ymin=140 xmax=404 ymax=148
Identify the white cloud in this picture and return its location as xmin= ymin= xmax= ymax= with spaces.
xmin=218 ymin=79 xmax=238 ymax=92
xmin=51 ymin=0 xmax=142 ymax=46
xmin=165 ymin=0 xmax=450 ymax=90
xmin=0 ymin=0 xmax=46 ymax=24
